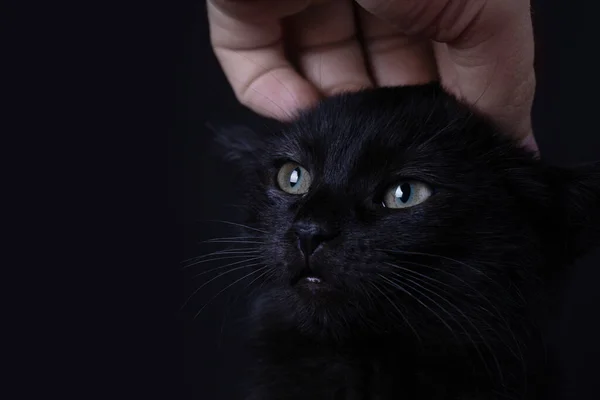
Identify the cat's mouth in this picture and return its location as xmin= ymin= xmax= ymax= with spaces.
xmin=294 ymin=276 xmax=333 ymax=295
xmin=291 ymin=268 xmax=334 ymax=293
xmin=304 ymin=276 xmax=322 ymax=284
xmin=296 ymin=275 xmax=324 ymax=287
xmin=290 ymin=265 xmax=323 ymax=286
xmin=291 ymin=269 xmax=324 ymax=286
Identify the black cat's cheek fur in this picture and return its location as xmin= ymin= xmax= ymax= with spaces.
xmin=215 ymin=83 xmax=600 ymax=400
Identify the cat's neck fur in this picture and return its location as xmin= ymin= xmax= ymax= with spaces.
xmin=247 ymin=329 xmax=553 ymax=400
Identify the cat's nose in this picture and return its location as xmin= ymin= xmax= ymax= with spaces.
xmin=292 ymin=221 xmax=338 ymax=257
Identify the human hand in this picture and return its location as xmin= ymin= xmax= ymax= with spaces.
xmin=208 ymin=0 xmax=537 ymax=150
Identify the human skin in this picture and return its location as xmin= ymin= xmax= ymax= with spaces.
xmin=208 ymin=0 xmax=537 ymax=151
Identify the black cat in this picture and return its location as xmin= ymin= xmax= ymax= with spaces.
xmin=216 ymin=83 xmax=600 ymax=399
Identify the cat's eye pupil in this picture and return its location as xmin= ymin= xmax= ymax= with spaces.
xmin=277 ymin=163 xmax=311 ymax=194
xmin=382 ymin=180 xmax=431 ymax=209
xmin=395 ymin=183 xmax=412 ymax=203
xmin=289 ymin=168 xmax=301 ymax=187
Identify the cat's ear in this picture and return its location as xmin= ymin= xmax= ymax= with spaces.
xmin=212 ymin=124 xmax=266 ymax=166
xmin=551 ymin=161 xmax=600 ymax=257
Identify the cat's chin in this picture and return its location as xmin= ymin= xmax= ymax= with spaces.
xmin=253 ymin=285 xmax=377 ymax=341
xmin=262 ymin=274 xmax=349 ymax=324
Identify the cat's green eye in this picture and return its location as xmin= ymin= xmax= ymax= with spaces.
xmin=382 ymin=181 xmax=432 ymax=209
xmin=277 ymin=162 xmax=312 ymax=194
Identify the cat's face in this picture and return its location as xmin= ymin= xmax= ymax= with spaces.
xmin=221 ymin=84 xmax=599 ymax=344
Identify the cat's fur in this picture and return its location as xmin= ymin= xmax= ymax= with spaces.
xmin=217 ymin=83 xmax=600 ymax=399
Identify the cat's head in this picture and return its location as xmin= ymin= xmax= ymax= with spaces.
xmin=217 ymin=84 xmax=600 ymax=345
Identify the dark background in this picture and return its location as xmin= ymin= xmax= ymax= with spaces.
xmin=170 ymin=1 xmax=600 ymax=399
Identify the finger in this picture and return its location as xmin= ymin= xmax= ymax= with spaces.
xmin=356 ymin=0 xmax=536 ymax=147
xmin=287 ymin=0 xmax=373 ymax=96
xmin=210 ymin=0 xmax=311 ymax=22
xmin=208 ymin=0 xmax=320 ymax=120
xmin=355 ymin=0 xmax=484 ymax=40
xmin=357 ymin=6 xmax=438 ymax=87
xmin=432 ymin=2 xmax=536 ymax=146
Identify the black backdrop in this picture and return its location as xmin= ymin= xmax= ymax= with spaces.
xmin=172 ymin=1 xmax=600 ymax=399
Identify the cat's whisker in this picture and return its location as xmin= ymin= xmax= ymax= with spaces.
xmin=358 ymin=281 xmax=377 ymax=311
xmin=377 ymin=248 xmax=496 ymax=284
xmin=405 ymin=261 xmax=526 ymax=373
xmin=383 ymin=262 xmax=456 ymax=292
xmin=203 ymin=236 xmax=262 ymax=242
xmin=385 ymin=259 xmax=501 ymax=317
xmin=355 ymin=283 xmax=382 ymax=332
xmin=379 ymin=273 xmax=496 ymax=382
xmin=368 ymin=281 xmax=422 ymax=344
xmin=181 ymin=261 xmax=264 ymax=311
xmin=194 ymin=265 xmax=270 ymax=320
xmin=254 ymin=268 xmax=278 ymax=294
xmin=377 ymin=273 xmax=458 ymax=340
xmin=386 ymin=263 xmax=514 ymax=347
xmin=185 ymin=248 xmax=260 ymax=259
xmin=385 ymin=257 xmax=522 ymax=360
xmin=182 ymin=254 xmax=262 ymax=270
xmin=384 ymin=275 xmax=499 ymax=387
xmin=192 ymin=256 xmax=262 ymax=279
xmin=241 ymin=266 xmax=273 ymax=295
xmin=218 ymin=266 xmax=274 ymax=344
xmin=207 ymin=219 xmax=268 ymax=233
xmin=182 ymin=248 xmax=261 ymax=264
xmin=201 ymin=240 xmax=265 ymax=245
xmin=182 ymin=250 xmax=239 ymax=264
xmin=190 ymin=256 xmax=264 ymax=278
xmin=388 ymin=272 xmax=502 ymax=385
